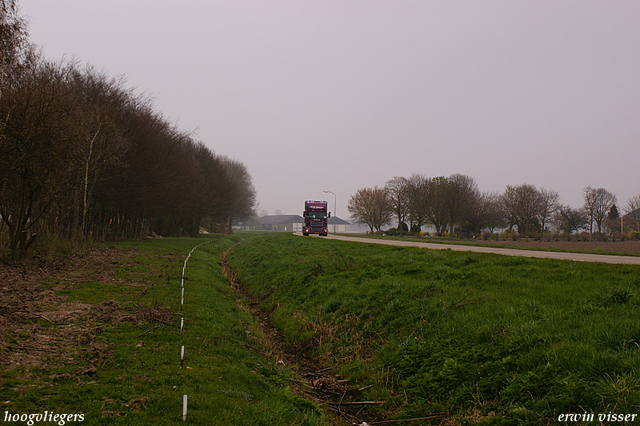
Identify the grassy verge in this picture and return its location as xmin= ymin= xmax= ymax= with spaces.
xmin=1 ymin=235 xmax=323 ymax=425
xmin=227 ymin=232 xmax=640 ymax=425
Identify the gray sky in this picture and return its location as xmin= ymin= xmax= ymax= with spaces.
xmin=21 ymin=1 xmax=640 ymax=219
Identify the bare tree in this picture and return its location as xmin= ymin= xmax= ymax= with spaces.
xmin=347 ymin=186 xmax=392 ymax=233
xmin=553 ymin=205 xmax=586 ymax=234
xmin=406 ymin=174 xmax=429 ymax=232
xmin=67 ymin=65 xmax=129 ymax=237
xmin=538 ymin=188 xmax=560 ymax=232
xmin=0 ymin=0 xmax=29 ymax=102
xmin=385 ymin=176 xmax=410 ymax=235
xmin=465 ymin=191 xmax=505 ymax=233
xmin=220 ymin=156 xmax=257 ymax=233
xmin=444 ymin=174 xmax=478 ymax=237
xmin=553 ymin=205 xmax=588 ymax=234
xmin=500 ymin=184 xmax=543 ymax=235
xmin=625 ymin=194 xmax=640 ymax=232
xmin=583 ymin=186 xmax=617 ymax=235
xmin=425 ymin=176 xmax=449 ymax=235
xmin=0 ymin=57 xmax=79 ymax=258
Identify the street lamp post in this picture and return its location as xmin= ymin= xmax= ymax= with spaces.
xmin=323 ymin=190 xmax=336 ymax=232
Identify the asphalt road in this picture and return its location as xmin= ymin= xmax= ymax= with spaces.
xmin=307 ymin=234 xmax=640 ymax=265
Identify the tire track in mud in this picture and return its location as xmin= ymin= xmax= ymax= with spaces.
xmin=219 ymin=247 xmax=381 ymax=426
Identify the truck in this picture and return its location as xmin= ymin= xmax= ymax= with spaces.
xmin=302 ymin=200 xmax=330 ymax=236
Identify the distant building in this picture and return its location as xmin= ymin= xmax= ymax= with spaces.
xmin=328 ymin=216 xmax=351 ymax=233
xmin=258 ymin=215 xmax=304 ymax=232
xmin=623 ymin=209 xmax=640 ymax=232
xmin=231 ymin=220 xmax=251 ymax=231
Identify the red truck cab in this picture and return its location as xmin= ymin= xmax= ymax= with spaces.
xmin=303 ymin=200 xmax=330 ymax=236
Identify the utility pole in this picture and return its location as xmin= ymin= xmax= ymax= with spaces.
xmin=323 ymin=191 xmax=336 ymax=218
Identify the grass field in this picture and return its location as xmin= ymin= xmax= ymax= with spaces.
xmin=2 ymin=231 xmax=640 ymax=425
xmin=1 ymin=235 xmax=323 ymax=426
xmin=227 ymin=232 xmax=640 ymax=425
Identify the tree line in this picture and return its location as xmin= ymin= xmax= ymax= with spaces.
xmin=347 ymin=173 xmax=640 ymax=238
xmin=0 ymin=1 xmax=256 ymax=259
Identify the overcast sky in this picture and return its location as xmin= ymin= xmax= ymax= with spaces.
xmin=21 ymin=1 xmax=640 ymax=220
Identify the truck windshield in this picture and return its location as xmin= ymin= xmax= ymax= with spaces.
xmin=306 ymin=212 xmax=327 ymax=219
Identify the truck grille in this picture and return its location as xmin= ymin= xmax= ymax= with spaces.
xmin=310 ymin=220 xmax=324 ymax=231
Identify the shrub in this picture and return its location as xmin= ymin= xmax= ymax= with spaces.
xmin=593 ymin=232 xmax=608 ymax=241
xmin=629 ymin=231 xmax=640 ymax=241
xmin=610 ymin=232 xmax=625 ymax=242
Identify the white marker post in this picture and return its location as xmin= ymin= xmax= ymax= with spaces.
xmin=181 ymin=287 xmax=184 ymax=310
xmin=182 ymin=394 xmax=187 ymax=421
xmin=181 ymin=345 xmax=185 ymax=369
xmin=180 ymin=317 xmax=184 ymax=335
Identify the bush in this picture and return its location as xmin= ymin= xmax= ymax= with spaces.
xmin=629 ymin=232 xmax=640 ymax=241
xmin=610 ymin=232 xmax=625 ymax=242
xmin=593 ymin=232 xmax=608 ymax=241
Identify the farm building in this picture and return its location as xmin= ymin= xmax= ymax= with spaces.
xmin=258 ymin=215 xmax=304 ymax=232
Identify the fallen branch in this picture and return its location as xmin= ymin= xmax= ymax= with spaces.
xmin=330 ymin=400 xmax=385 ymax=406
xmin=137 ymin=325 xmax=160 ymax=338
xmin=367 ymin=413 xmax=447 ymax=424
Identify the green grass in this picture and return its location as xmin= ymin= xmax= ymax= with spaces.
xmin=1 ymin=235 xmax=323 ymax=425
xmin=227 ymin=232 xmax=640 ymax=425
xmin=5 ymin=231 xmax=640 ymax=425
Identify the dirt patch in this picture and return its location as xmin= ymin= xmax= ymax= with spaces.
xmin=0 ymin=246 xmax=177 ymax=372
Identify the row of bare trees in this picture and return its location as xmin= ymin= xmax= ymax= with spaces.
xmin=347 ymin=174 xmax=639 ymax=237
xmin=0 ymin=2 xmax=256 ymax=259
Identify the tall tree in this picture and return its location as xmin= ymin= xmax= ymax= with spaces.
xmin=425 ymin=176 xmax=449 ymax=235
xmin=67 ymin=65 xmax=128 ymax=237
xmin=553 ymin=205 xmax=588 ymax=234
xmin=385 ymin=176 xmax=410 ymax=235
xmin=538 ymin=188 xmax=560 ymax=232
xmin=347 ymin=186 xmax=392 ymax=233
xmin=0 ymin=0 xmax=29 ymax=102
xmin=444 ymin=174 xmax=478 ymax=237
xmin=219 ymin=156 xmax=257 ymax=233
xmin=625 ymin=194 xmax=640 ymax=232
xmin=406 ymin=173 xmax=429 ymax=232
xmin=465 ymin=191 xmax=505 ymax=233
xmin=500 ymin=184 xmax=543 ymax=235
xmin=583 ymin=186 xmax=617 ymax=235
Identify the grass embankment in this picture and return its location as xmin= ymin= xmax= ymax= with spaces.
xmin=1 ymin=235 xmax=323 ymax=425
xmin=227 ymin=233 xmax=640 ymax=425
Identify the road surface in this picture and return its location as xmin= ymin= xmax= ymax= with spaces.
xmin=302 ymin=234 xmax=640 ymax=265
